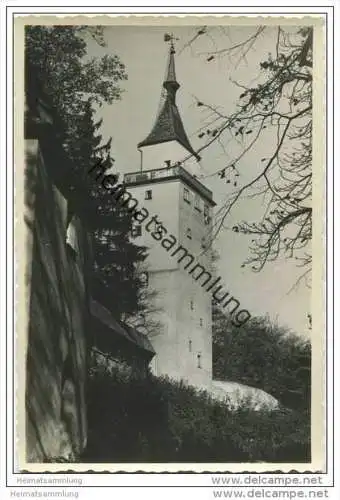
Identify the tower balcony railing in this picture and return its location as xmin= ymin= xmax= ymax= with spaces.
xmin=124 ymin=165 xmax=215 ymax=205
xmin=124 ymin=165 xmax=179 ymax=184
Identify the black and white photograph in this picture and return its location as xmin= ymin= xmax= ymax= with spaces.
xmin=19 ymin=17 xmax=324 ymax=471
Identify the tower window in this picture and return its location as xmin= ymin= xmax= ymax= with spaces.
xmin=145 ymin=189 xmax=152 ymax=200
xmin=183 ymin=188 xmax=191 ymax=204
xmin=197 ymin=353 xmax=202 ymax=369
xmin=140 ymin=271 xmax=149 ymax=286
xmin=204 ymin=204 xmax=211 ymax=225
xmin=132 ymin=225 xmax=142 ymax=237
xmin=190 ymin=300 xmax=194 ymax=311
xmin=194 ymin=196 xmax=202 ymax=212
xmin=186 ymin=228 xmax=192 ymax=239
xmin=200 ymin=318 xmax=203 ymax=327
xmin=188 ymin=339 xmax=192 ymax=352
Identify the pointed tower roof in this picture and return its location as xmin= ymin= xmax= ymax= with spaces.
xmin=138 ymin=40 xmax=201 ymax=161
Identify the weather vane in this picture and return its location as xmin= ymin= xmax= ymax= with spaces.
xmin=164 ymin=32 xmax=179 ymax=52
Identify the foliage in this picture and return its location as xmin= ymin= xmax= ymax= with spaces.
xmin=83 ymin=362 xmax=310 ymax=463
xmin=212 ymin=303 xmax=311 ymax=412
xmin=25 ymin=25 xmax=127 ymax=116
xmin=25 ymin=25 xmax=127 ymax=185
xmin=191 ymin=26 xmax=312 ymax=285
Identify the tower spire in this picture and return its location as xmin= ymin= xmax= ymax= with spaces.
xmin=163 ymin=35 xmax=179 ymax=99
xmin=138 ymin=34 xmax=200 ymax=161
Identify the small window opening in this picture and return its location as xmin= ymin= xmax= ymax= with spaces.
xmin=204 ymin=204 xmax=211 ymax=225
xmin=66 ymin=216 xmax=77 ymax=259
xmin=140 ymin=272 xmax=149 ymax=286
xmin=145 ymin=189 xmax=152 ymax=200
xmin=186 ymin=228 xmax=192 ymax=239
xmin=132 ymin=225 xmax=142 ymax=237
xmin=195 ymin=196 xmax=201 ymax=212
xmin=197 ymin=353 xmax=202 ymax=369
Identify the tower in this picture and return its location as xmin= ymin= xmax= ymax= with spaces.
xmin=124 ymin=36 xmax=215 ymax=389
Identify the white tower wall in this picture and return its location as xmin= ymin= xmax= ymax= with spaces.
xmin=125 ymin=167 xmax=214 ymax=389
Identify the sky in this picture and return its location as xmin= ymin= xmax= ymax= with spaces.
xmin=86 ymin=24 xmax=311 ymax=336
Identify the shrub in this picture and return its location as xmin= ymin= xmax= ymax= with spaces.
xmin=82 ymin=364 xmax=310 ymax=463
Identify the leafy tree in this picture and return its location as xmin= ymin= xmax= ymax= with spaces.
xmin=25 ymin=25 xmax=127 ymax=196
xmin=25 ymin=25 xmax=127 ymax=121
xmin=189 ymin=26 xmax=312 ymax=287
xmin=212 ymin=302 xmax=311 ymax=412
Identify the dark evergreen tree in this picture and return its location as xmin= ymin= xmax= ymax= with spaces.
xmin=25 ymin=25 xmax=153 ymax=323
xmin=90 ymin=192 xmax=149 ymax=320
xmin=67 ymin=99 xmax=149 ymax=321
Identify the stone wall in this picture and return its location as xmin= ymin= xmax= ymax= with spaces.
xmin=25 ymin=135 xmax=91 ymax=462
